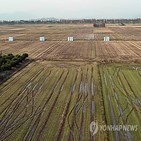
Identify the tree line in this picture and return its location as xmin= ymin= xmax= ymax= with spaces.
xmin=0 ymin=18 xmax=141 ymax=25
xmin=0 ymin=53 xmax=28 ymax=71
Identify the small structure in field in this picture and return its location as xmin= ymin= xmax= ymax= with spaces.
xmin=68 ymin=37 xmax=74 ymax=42
xmin=104 ymin=37 xmax=110 ymax=42
xmin=119 ymin=23 xmax=126 ymax=26
xmin=40 ymin=37 xmax=45 ymax=42
xmin=8 ymin=37 xmax=14 ymax=42
xmin=93 ymin=23 xmax=105 ymax=27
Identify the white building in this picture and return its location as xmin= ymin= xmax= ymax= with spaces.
xmin=8 ymin=37 xmax=14 ymax=42
xmin=68 ymin=37 xmax=74 ymax=42
xmin=40 ymin=37 xmax=45 ymax=42
xmin=104 ymin=37 xmax=110 ymax=42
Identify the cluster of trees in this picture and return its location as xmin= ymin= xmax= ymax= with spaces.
xmin=0 ymin=53 xmax=28 ymax=71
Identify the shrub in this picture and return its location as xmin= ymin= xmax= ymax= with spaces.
xmin=0 ymin=53 xmax=29 ymax=72
xmin=1 ymin=63 xmax=12 ymax=71
xmin=7 ymin=53 xmax=14 ymax=59
xmin=21 ymin=53 xmax=28 ymax=60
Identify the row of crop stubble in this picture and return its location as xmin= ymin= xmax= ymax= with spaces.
xmin=0 ymin=41 xmax=96 ymax=61
xmin=0 ymin=61 xmax=141 ymax=141
xmin=0 ymin=61 xmax=106 ymax=141
xmin=2 ymin=40 xmax=141 ymax=62
xmin=99 ymin=64 xmax=141 ymax=141
xmin=1 ymin=25 xmax=141 ymax=41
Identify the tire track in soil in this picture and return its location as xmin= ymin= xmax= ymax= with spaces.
xmin=90 ymin=66 xmax=95 ymax=141
xmin=68 ymin=67 xmax=88 ymax=141
xmin=102 ymin=65 xmax=119 ymax=141
xmin=67 ymin=68 xmax=82 ymax=141
xmin=32 ymin=69 xmax=65 ymax=141
xmin=24 ymin=70 xmax=69 ymax=141
xmin=0 ymin=106 xmax=42 ymax=141
xmin=120 ymin=71 xmax=141 ymax=117
xmin=0 ymin=66 xmax=41 ymax=108
xmin=0 ymin=68 xmax=59 ymax=140
xmin=0 ymin=68 xmax=47 ymax=137
xmin=10 ymin=70 xmax=53 ymax=141
xmin=0 ymin=63 xmax=37 ymax=96
xmin=107 ymin=68 xmax=133 ymax=141
xmin=0 ymin=67 xmax=49 ymax=124
xmin=107 ymin=66 xmax=141 ymax=140
xmin=55 ymin=70 xmax=78 ymax=141
xmin=0 ymin=67 xmax=44 ymax=117
xmin=6 ymin=69 xmax=52 ymax=128
xmin=0 ymin=67 xmax=44 ymax=120
xmin=78 ymin=67 xmax=89 ymax=141
xmin=71 ymin=68 xmax=87 ymax=141
xmin=116 ymin=70 xmax=141 ymax=116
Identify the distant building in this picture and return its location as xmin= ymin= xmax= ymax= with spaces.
xmin=119 ymin=23 xmax=126 ymax=26
xmin=93 ymin=23 xmax=105 ymax=27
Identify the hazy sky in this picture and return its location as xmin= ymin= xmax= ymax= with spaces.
xmin=0 ymin=0 xmax=141 ymax=20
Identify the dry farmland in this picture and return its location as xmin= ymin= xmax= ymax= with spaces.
xmin=0 ymin=24 xmax=141 ymax=141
